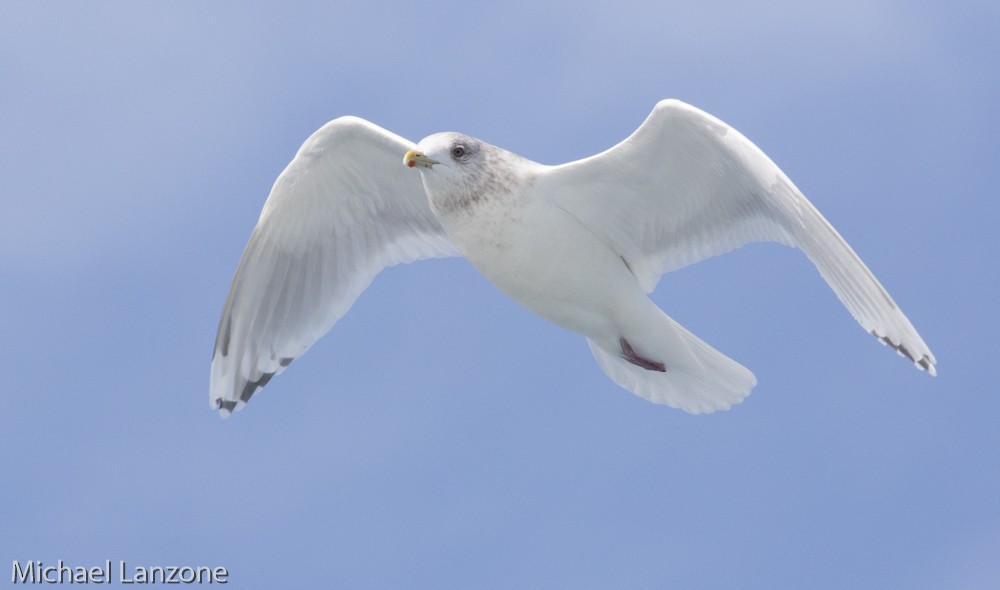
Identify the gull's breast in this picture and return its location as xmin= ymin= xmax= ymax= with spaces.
xmin=445 ymin=194 xmax=634 ymax=336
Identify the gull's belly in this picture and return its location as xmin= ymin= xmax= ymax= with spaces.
xmin=444 ymin=199 xmax=634 ymax=337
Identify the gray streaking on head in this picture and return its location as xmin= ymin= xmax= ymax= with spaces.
xmin=210 ymin=99 xmax=935 ymax=417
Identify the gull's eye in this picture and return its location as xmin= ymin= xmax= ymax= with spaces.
xmin=451 ymin=145 xmax=466 ymax=160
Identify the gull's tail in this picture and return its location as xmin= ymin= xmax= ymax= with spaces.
xmin=587 ymin=301 xmax=756 ymax=414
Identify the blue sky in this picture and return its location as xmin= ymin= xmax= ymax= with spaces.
xmin=2 ymin=1 xmax=997 ymax=588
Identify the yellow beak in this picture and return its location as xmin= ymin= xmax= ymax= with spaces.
xmin=403 ymin=150 xmax=438 ymax=169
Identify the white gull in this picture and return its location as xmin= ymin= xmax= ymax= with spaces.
xmin=210 ymin=99 xmax=935 ymax=416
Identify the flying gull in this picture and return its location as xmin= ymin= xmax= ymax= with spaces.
xmin=210 ymin=100 xmax=935 ymax=416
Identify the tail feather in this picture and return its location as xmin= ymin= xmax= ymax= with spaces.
xmin=588 ymin=310 xmax=756 ymax=414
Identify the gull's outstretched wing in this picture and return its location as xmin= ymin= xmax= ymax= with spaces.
xmin=543 ymin=99 xmax=935 ymax=375
xmin=211 ymin=117 xmax=458 ymax=416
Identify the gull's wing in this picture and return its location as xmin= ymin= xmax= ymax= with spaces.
xmin=211 ymin=117 xmax=458 ymax=416
xmin=543 ymin=99 xmax=935 ymax=374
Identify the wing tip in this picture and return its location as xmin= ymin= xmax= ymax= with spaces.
xmin=871 ymin=330 xmax=937 ymax=377
xmin=210 ymin=358 xmax=296 ymax=418
xmin=209 ymin=382 xmax=259 ymax=419
xmin=212 ymin=398 xmax=244 ymax=419
xmin=916 ymin=354 xmax=937 ymax=377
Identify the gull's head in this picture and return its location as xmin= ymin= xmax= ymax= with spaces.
xmin=404 ymin=132 xmax=485 ymax=173
xmin=403 ymin=132 xmax=532 ymax=215
xmin=404 ymin=133 xmax=489 ymax=200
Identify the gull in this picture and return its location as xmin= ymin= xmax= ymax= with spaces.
xmin=210 ymin=99 xmax=935 ymax=416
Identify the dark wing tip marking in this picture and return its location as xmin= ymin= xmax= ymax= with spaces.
xmin=218 ymin=316 xmax=233 ymax=357
xmin=215 ymin=399 xmax=238 ymax=413
xmin=871 ymin=330 xmax=936 ymax=375
xmin=240 ymin=371 xmax=274 ymax=403
xmin=216 ymin=357 xmax=296 ymax=416
xmin=239 ymin=358 xmax=295 ymax=402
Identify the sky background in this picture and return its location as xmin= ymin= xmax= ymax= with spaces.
xmin=2 ymin=1 xmax=997 ymax=588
